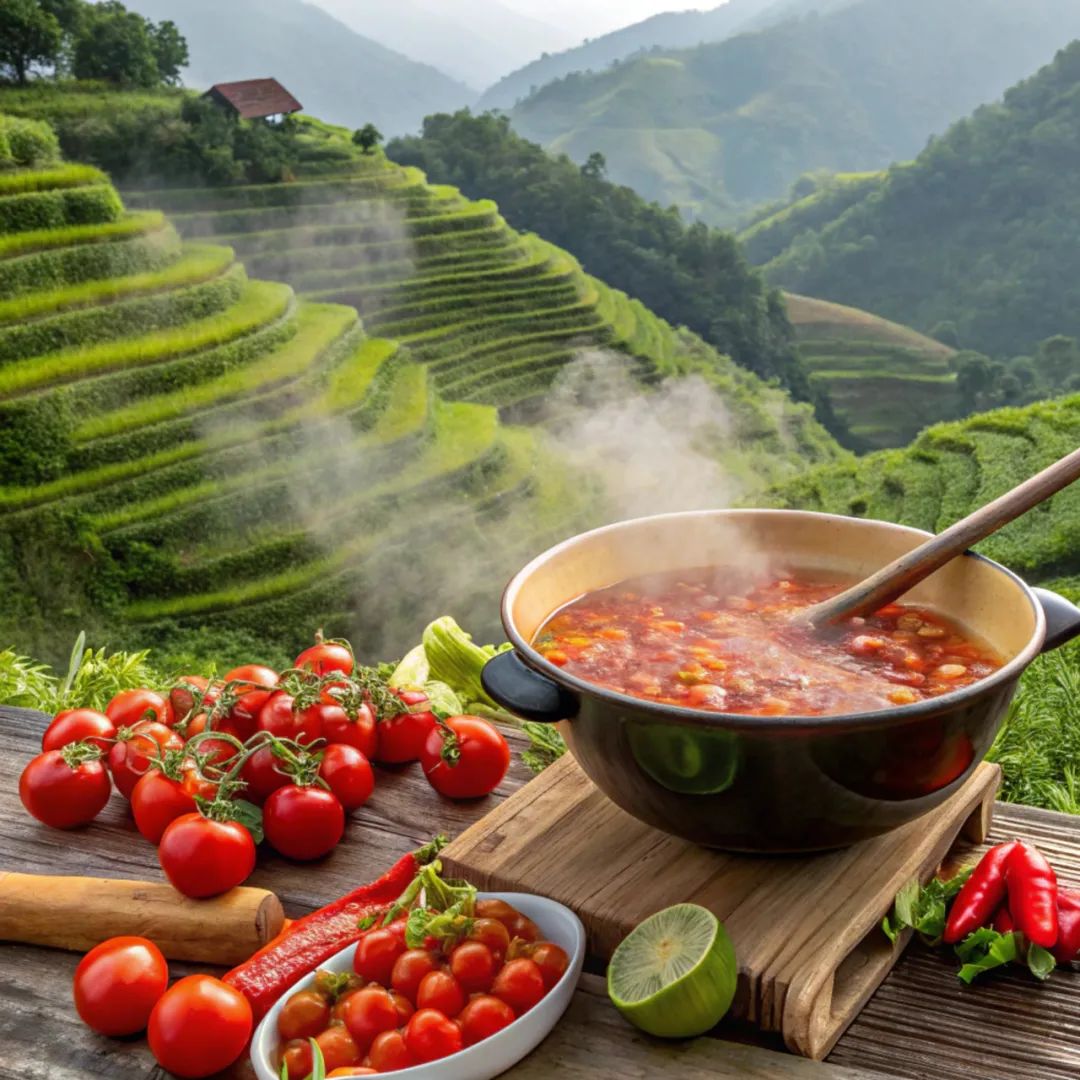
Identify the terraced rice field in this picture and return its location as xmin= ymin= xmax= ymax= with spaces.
xmin=785 ymin=292 xmax=957 ymax=451
xmin=0 ymin=140 xmax=841 ymax=664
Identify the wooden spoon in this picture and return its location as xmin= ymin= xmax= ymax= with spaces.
xmin=800 ymin=445 xmax=1080 ymax=628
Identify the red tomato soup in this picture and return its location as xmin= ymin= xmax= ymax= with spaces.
xmin=533 ymin=570 xmax=1003 ymax=716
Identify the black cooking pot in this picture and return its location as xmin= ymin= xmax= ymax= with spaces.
xmin=481 ymin=510 xmax=1080 ymax=852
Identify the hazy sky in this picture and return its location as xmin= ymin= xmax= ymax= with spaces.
xmin=501 ymin=0 xmax=709 ymax=38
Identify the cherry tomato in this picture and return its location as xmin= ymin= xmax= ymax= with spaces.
xmin=106 ymin=687 xmax=171 ymax=729
xmin=131 ymin=769 xmax=196 ymax=844
xmin=296 ymin=640 xmax=354 ymax=676
xmin=239 ymin=744 xmax=291 ymax=804
xmin=189 ymin=734 xmax=237 ymax=769
xmin=391 ymin=948 xmax=440 ymax=1002
xmin=458 ymin=994 xmax=515 ymax=1046
xmin=19 ymin=745 xmax=111 ymax=828
xmin=319 ymin=744 xmax=375 ymax=811
xmin=417 ymin=970 xmax=465 ymax=1016
xmin=277 ymin=989 xmax=331 ymax=1041
xmin=406 ymin=1007 xmax=463 ymax=1062
xmin=492 ymin=958 xmax=546 ymax=1013
xmin=224 ymin=664 xmax=279 ymax=739
xmin=529 ymin=941 xmax=570 ymax=989
xmin=148 ymin=975 xmax=252 ymax=1078
xmin=264 ymin=784 xmax=345 ymax=860
xmin=169 ymin=676 xmax=216 ymax=728
xmin=475 ymin=898 xmax=517 ymax=923
xmin=450 ymin=941 xmax=496 ymax=993
xmin=354 ymin=924 xmax=407 ymax=985
xmin=506 ymin=913 xmax=540 ymax=943
xmin=158 ymin=812 xmax=256 ymax=898
xmin=341 ymin=986 xmax=399 ymax=1050
xmin=369 ymin=1028 xmax=414 ymax=1071
xmin=107 ymin=721 xmax=183 ymax=800
xmin=420 ymin=716 xmax=509 ymax=799
xmin=321 ymin=701 xmax=378 ymax=758
xmin=389 ymin=988 xmax=414 ymax=1025
xmin=468 ymin=917 xmax=510 ymax=955
xmin=316 ymin=1024 xmax=362 ymax=1071
xmin=42 ymin=708 xmax=115 ymax=752
xmin=375 ymin=689 xmax=437 ymax=764
xmin=281 ymin=1038 xmax=313 ymax=1080
xmin=258 ymin=690 xmax=323 ymax=746
xmin=73 ymin=935 xmax=168 ymax=1036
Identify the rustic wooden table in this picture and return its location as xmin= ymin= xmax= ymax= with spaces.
xmin=2 ymin=705 xmax=1079 ymax=1079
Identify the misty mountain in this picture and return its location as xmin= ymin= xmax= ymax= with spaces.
xmin=478 ymin=0 xmax=852 ymax=110
xmin=762 ymin=39 xmax=1080 ymax=359
xmin=310 ymin=0 xmax=573 ymax=91
xmin=120 ymin=0 xmax=474 ymax=135
xmin=505 ymin=0 xmax=1080 ymax=224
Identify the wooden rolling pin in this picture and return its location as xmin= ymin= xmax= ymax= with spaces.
xmin=0 ymin=873 xmax=285 ymax=964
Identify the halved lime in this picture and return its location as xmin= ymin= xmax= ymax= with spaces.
xmin=607 ymin=903 xmax=737 ymax=1038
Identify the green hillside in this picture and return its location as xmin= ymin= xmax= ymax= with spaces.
xmin=763 ymin=40 xmax=1080 ymax=360
xmin=0 ymin=109 xmax=840 ymax=666
xmin=784 ymin=292 xmax=957 ymax=450
xmin=507 ymin=0 xmax=1080 ymax=226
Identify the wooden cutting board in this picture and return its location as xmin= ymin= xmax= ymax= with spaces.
xmin=442 ymin=753 xmax=1001 ymax=1061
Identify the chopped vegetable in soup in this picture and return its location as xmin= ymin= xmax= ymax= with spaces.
xmin=533 ymin=571 xmax=1003 ymax=716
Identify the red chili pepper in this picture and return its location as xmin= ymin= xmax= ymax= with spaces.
xmin=1005 ymin=842 xmax=1059 ymax=949
xmin=1052 ymin=890 xmax=1080 ymax=965
xmin=992 ymin=905 xmax=1015 ymax=934
xmin=943 ymin=841 xmax=1020 ymax=944
xmin=223 ymin=839 xmax=442 ymax=1021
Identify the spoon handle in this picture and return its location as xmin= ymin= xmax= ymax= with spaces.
xmin=805 ymin=445 xmax=1080 ymax=627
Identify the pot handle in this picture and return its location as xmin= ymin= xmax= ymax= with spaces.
xmin=481 ymin=650 xmax=580 ymax=724
xmin=1034 ymin=587 xmax=1080 ymax=653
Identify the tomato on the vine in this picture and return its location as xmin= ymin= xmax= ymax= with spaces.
xmin=20 ymin=744 xmax=112 ymax=828
xmin=319 ymin=743 xmax=374 ymax=811
xmin=107 ymin=721 xmax=183 ymax=800
xmin=131 ymin=768 xmax=197 ymax=844
xmin=180 ymin=759 xmax=219 ymax=801
xmin=148 ymin=974 xmax=252 ymax=1079
xmin=169 ymin=676 xmax=217 ymax=729
xmin=239 ymin=744 xmax=291 ymax=804
xmin=458 ymin=994 xmax=516 ymax=1046
xmin=374 ymin=689 xmax=437 ymax=764
xmin=258 ymin=691 xmax=323 ymax=746
xmin=106 ymin=688 xmax=171 ymax=729
xmin=158 ymin=812 xmax=256 ymax=898
xmin=263 ymin=784 xmax=344 ymax=860
xmin=295 ymin=639 xmax=354 ymax=677
xmin=223 ymin=664 xmax=279 ymax=740
xmin=42 ymin=708 xmax=115 ymax=753
xmin=420 ymin=715 xmax=510 ymax=799
xmin=405 ymin=1007 xmax=462 ymax=1062
xmin=73 ymin=936 xmax=168 ymax=1036
xmin=320 ymin=700 xmax=378 ymax=758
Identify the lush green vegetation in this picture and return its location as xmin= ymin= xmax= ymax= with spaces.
xmin=1 ymin=0 xmax=187 ymax=87
xmin=120 ymin=0 xmax=474 ymax=136
xmin=504 ymin=0 xmax=1080 ymax=226
xmin=784 ymin=292 xmax=958 ymax=451
xmin=763 ymin=41 xmax=1080 ymax=361
xmin=387 ymin=110 xmax=828 ymax=415
xmin=0 ymin=109 xmax=841 ymax=669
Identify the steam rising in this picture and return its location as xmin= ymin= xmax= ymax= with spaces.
xmin=540 ymin=350 xmax=743 ymax=520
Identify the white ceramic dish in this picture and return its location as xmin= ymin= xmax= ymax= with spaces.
xmin=251 ymin=892 xmax=586 ymax=1080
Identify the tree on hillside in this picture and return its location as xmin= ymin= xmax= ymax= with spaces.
xmin=73 ymin=1 xmax=158 ymax=87
xmin=581 ymin=151 xmax=606 ymax=181
xmin=352 ymin=123 xmax=383 ymax=155
xmin=150 ymin=19 xmax=188 ymax=85
xmin=0 ymin=0 xmax=62 ymax=84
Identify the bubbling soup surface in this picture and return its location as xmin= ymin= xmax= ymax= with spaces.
xmin=533 ymin=569 xmax=1004 ymax=716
